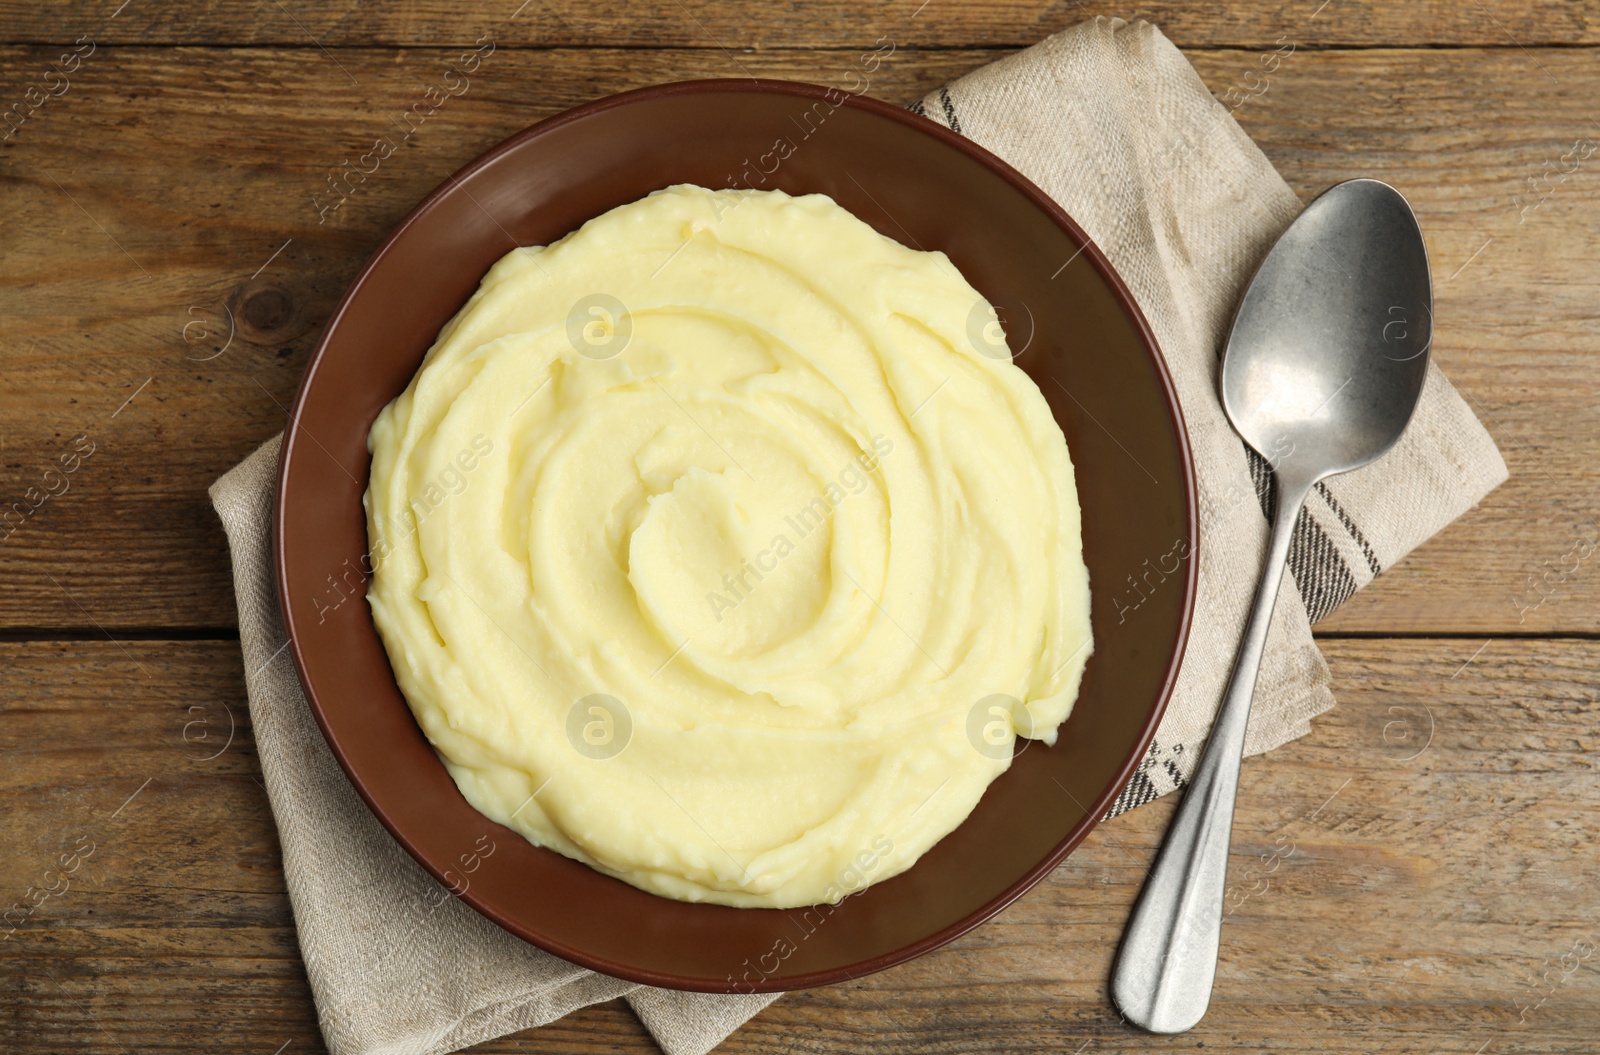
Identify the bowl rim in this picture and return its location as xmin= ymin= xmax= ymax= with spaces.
xmin=274 ymin=76 xmax=1198 ymax=991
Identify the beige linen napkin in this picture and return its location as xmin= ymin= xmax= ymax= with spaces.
xmin=908 ymin=17 xmax=1504 ymax=813
xmin=210 ymin=15 xmax=1506 ymax=1055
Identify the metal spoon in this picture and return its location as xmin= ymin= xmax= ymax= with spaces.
xmin=1109 ymin=178 xmax=1432 ymax=1033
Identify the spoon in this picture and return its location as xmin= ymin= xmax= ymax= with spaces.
xmin=1109 ymin=178 xmax=1432 ymax=1033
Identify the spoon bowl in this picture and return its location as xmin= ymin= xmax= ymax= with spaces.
xmin=1222 ymin=178 xmax=1432 ymax=481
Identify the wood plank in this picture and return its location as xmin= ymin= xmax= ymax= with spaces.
xmin=0 ymin=45 xmax=1597 ymax=633
xmin=3 ymin=638 xmax=1598 ymax=1052
xmin=0 ymin=0 xmax=1595 ymax=49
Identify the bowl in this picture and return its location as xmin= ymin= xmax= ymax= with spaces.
xmin=275 ymin=78 xmax=1196 ymax=993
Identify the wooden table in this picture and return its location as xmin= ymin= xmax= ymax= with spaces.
xmin=3 ymin=2 xmax=1597 ymax=1051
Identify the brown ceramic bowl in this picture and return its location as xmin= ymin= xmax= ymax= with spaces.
xmin=275 ymin=79 xmax=1196 ymax=992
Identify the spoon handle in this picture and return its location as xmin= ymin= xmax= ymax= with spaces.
xmin=1109 ymin=475 xmax=1311 ymax=1033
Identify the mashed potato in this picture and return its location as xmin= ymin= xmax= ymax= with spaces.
xmin=364 ymin=184 xmax=1091 ymax=908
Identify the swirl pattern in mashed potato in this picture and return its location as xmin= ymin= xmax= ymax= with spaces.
xmin=365 ymin=184 xmax=1091 ymax=908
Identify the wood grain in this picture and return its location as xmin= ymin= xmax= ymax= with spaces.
xmin=3 ymin=637 xmax=1597 ymax=1053
xmin=0 ymin=0 xmax=1594 ymax=49
xmin=0 ymin=44 xmax=1596 ymax=633
xmin=3 ymin=5 xmax=1597 ymax=1054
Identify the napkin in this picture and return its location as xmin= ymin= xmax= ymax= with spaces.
xmin=908 ymin=17 xmax=1505 ymax=813
xmin=210 ymin=15 xmax=1506 ymax=1055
